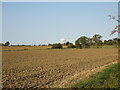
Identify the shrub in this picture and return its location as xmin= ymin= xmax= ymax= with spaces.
xmin=67 ymin=43 xmax=75 ymax=48
xmin=52 ymin=43 xmax=62 ymax=49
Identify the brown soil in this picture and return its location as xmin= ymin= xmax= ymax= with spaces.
xmin=2 ymin=48 xmax=118 ymax=88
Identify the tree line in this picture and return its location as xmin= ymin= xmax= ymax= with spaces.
xmin=1 ymin=34 xmax=119 ymax=49
xmin=75 ymin=34 xmax=118 ymax=48
xmin=51 ymin=34 xmax=118 ymax=49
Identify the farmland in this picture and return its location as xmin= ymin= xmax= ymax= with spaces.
xmin=2 ymin=46 xmax=118 ymax=88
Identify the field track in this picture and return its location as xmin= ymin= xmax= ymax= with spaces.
xmin=2 ymin=48 xmax=118 ymax=88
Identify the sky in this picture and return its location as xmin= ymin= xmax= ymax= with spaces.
xmin=2 ymin=2 xmax=118 ymax=45
xmin=0 ymin=2 xmax=2 ymax=43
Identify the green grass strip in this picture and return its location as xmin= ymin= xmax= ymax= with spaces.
xmin=72 ymin=63 xmax=120 ymax=88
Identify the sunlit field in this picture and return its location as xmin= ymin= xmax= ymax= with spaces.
xmin=2 ymin=46 xmax=118 ymax=88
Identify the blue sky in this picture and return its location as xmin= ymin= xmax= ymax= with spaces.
xmin=0 ymin=2 xmax=2 ymax=43
xmin=2 ymin=2 xmax=118 ymax=45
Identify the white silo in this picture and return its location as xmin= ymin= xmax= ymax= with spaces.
xmin=60 ymin=38 xmax=67 ymax=44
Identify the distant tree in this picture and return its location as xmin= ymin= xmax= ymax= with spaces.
xmin=75 ymin=40 xmax=82 ymax=49
xmin=104 ymin=40 xmax=107 ymax=45
xmin=106 ymin=39 xmax=114 ymax=45
xmin=67 ymin=43 xmax=75 ymax=48
xmin=88 ymin=38 xmax=93 ymax=46
xmin=85 ymin=43 xmax=90 ymax=48
xmin=75 ymin=36 xmax=90 ymax=48
xmin=66 ymin=41 xmax=70 ymax=45
xmin=98 ymin=40 xmax=103 ymax=48
xmin=92 ymin=34 xmax=102 ymax=48
xmin=4 ymin=41 xmax=10 ymax=46
xmin=48 ymin=43 xmax=52 ymax=46
xmin=103 ymin=38 xmax=118 ymax=47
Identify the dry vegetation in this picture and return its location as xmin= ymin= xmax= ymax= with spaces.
xmin=2 ymin=46 xmax=118 ymax=88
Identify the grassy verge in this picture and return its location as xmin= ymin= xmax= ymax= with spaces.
xmin=72 ymin=63 xmax=120 ymax=88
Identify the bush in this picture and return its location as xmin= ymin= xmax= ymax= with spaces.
xmin=52 ymin=43 xmax=62 ymax=49
xmin=67 ymin=43 xmax=75 ymax=48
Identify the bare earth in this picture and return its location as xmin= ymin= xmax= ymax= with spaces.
xmin=2 ymin=48 xmax=118 ymax=88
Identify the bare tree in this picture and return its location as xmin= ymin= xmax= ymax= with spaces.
xmin=108 ymin=15 xmax=120 ymax=35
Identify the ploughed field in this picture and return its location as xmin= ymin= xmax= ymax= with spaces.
xmin=2 ymin=47 xmax=118 ymax=88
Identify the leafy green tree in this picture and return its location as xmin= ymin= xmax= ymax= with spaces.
xmin=103 ymin=38 xmax=118 ymax=47
xmin=106 ymin=39 xmax=114 ymax=45
xmin=75 ymin=40 xmax=82 ymax=49
xmin=104 ymin=40 xmax=107 ymax=45
xmin=75 ymin=36 xmax=90 ymax=48
xmin=92 ymin=34 xmax=102 ymax=48
xmin=78 ymin=36 xmax=90 ymax=48
xmin=98 ymin=40 xmax=103 ymax=48
xmin=88 ymin=38 xmax=93 ymax=46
